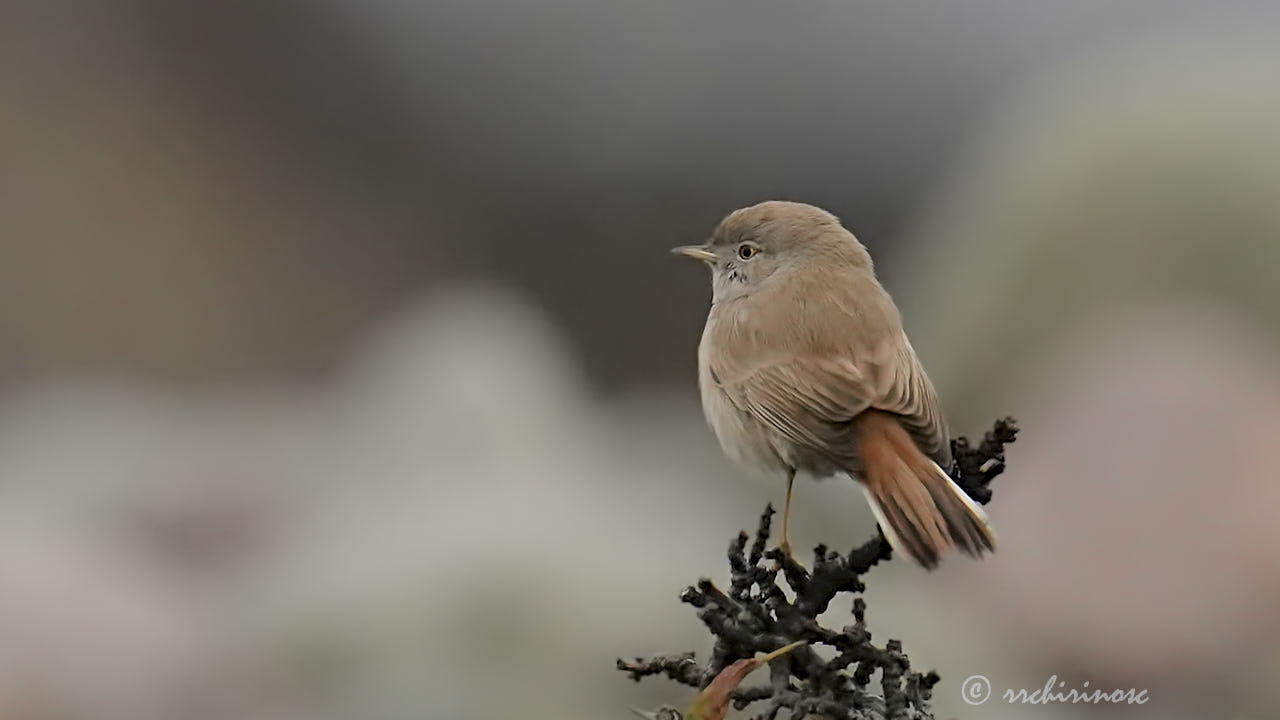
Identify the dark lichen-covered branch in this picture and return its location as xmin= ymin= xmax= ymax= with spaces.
xmin=618 ymin=417 xmax=1018 ymax=720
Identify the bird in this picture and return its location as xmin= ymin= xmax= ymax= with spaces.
xmin=672 ymin=200 xmax=995 ymax=569
xmin=630 ymin=641 xmax=806 ymax=720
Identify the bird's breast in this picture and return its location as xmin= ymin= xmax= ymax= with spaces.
xmin=696 ymin=318 xmax=789 ymax=477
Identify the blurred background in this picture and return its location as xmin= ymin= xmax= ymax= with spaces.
xmin=2 ymin=1 xmax=1279 ymax=719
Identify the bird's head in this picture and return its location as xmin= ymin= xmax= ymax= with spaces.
xmin=672 ymin=200 xmax=872 ymax=304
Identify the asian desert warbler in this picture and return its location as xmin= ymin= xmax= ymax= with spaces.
xmin=672 ymin=201 xmax=995 ymax=568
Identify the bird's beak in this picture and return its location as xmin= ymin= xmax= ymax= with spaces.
xmin=628 ymin=708 xmax=661 ymax=720
xmin=671 ymin=244 xmax=716 ymax=264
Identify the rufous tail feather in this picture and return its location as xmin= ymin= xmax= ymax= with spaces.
xmin=855 ymin=411 xmax=996 ymax=569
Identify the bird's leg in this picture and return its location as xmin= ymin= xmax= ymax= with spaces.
xmin=779 ymin=469 xmax=797 ymax=559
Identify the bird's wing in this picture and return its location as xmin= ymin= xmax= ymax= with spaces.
xmin=717 ymin=354 xmax=874 ymax=468
xmin=718 ymin=336 xmax=951 ymax=469
xmin=871 ymin=337 xmax=952 ymax=466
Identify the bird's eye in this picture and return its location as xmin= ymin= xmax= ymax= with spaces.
xmin=737 ymin=243 xmax=759 ymax=260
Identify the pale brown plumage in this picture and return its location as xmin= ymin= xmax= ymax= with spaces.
xmin=676 ymin=200 xmax=994 ymax=569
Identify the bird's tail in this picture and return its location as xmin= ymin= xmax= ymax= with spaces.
xmin=854 ymin=411 xmax=996 ymax=569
